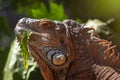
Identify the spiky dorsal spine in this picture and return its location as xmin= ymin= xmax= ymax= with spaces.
xmin=62 ymin=19 xmax=120 ymax=80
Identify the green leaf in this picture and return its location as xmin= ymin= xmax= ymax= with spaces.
xmin=20 ymin=31 xmax=31 ymax=70
xmin=31 ymin=2 xmax=67 ymax=20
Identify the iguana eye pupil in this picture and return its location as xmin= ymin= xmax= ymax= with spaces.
xmin=42 ymin=22 xmax=48 ymax=26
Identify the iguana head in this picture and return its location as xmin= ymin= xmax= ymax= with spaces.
xmin=14 ymin=18 xmax=75 ymax=80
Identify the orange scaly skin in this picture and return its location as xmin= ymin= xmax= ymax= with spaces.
xmin=15 ymin=18 xmax=120 ymax=80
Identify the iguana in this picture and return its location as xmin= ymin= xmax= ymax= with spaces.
xmin=14 ymin=18 xmax=120 ymax=80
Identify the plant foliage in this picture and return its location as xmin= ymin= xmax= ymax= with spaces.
xmin=20 ymin=31 xmax=32 ymax=70
xmin=31 ymin=2 xmax=67 ymax=20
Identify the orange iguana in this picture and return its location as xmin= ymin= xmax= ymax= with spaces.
xmin=14 ymin=18 xmax=120 ymax=80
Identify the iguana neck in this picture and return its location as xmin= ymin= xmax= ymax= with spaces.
xmin=69 ymin=27 xmax=95 ymax=67
xmin=62 ymin=20 xmax=95 ymax=79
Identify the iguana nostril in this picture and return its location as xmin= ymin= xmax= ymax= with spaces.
xmin=18 ymin=18 xmax=26 ymax=23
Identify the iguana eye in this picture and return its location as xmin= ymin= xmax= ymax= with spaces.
xmin=43 ymin=47 xmax=67 ymax=66
xmin=42 ymin=22 xmax=49 ymax=27
xmin=39 ymin=19 xmax=55 ymax=29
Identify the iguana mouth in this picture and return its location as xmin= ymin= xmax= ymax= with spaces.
xmin=14 ymin=18 xmax=39 ymax=39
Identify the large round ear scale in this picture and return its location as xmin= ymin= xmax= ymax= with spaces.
xmin=51 ymin=50 xmax=67 ymax=66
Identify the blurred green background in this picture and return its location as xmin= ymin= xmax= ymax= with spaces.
xmin=0 ymin=0 xmax=120 ymax=80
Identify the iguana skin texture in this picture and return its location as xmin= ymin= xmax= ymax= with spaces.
xmin=14 ymin=18 xmax=120 ymax=80
xmin=93 ymin=64 xmax=120 ymax=80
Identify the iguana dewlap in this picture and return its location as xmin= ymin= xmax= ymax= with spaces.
xmin=15 ymin=18 xmax=120 ymax=80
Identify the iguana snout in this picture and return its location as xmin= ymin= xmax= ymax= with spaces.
xmin=15 ymin=18 xmax=39 ymax=38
